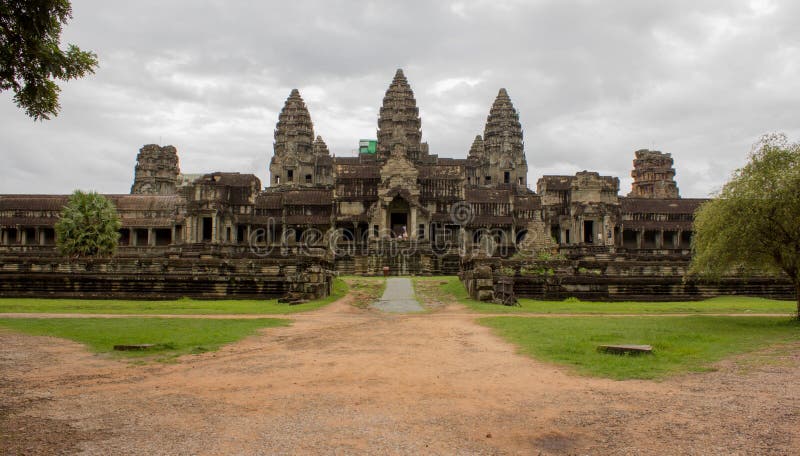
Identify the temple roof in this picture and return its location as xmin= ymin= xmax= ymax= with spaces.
xmin=465 ymin=188 xmax=511 ymax=203
xmin=418 ymin=164 xmax=464 ymax=179
xmin=334 ymin=163 xmax=381 ymax=179
xmin=255 ymin=193 xmax=283 ymax=210
xmin=620 ymin=198 xmax=706 ymax=214
xmin=196 ymin=172 xmax=260 ymax=187
xmin=513 ymin=195 xmax=542 ymax=211
xmin=283 ymin=189 xmax=333 ymax=205
xmin=0 ymin=195 xmax=183 ymax=212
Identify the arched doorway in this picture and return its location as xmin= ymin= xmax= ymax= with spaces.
xmin=387 ymin=196 xmax=410 ymax=238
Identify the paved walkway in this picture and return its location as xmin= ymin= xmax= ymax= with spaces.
xmin=370 ymin=277 xmax=425 ymax=313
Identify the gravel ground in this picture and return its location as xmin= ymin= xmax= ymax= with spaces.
xmin=0 ymin=289 xmax=798 ymax=455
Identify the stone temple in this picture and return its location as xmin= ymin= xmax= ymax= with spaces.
xmin=0 ymin=69 xmax=793 ymax=301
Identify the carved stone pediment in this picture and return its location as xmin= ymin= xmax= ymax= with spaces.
xmin=380 ymin=144 xmax=419 ymax=192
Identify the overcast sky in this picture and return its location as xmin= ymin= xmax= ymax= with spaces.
xmin=1 ymin=0 xmax=798 ymax=197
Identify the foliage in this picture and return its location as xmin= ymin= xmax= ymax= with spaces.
xmin=0 ymin=277 xmax=349 ymax=314
xmin=689 ymin=133 xmax=800 ymax=319
xmin=55 ymin=190 xmax=121 ymax=258
xmin=0 ymin=0 xmax=98 ymax=120
xmin=480 ymin=316 xmax=799 ymax=379
xmin=0 ymin=317 xmax=289 ymax=361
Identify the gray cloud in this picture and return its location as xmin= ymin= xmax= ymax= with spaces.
xmin=1 ymin=0 xmax=798 ymax=197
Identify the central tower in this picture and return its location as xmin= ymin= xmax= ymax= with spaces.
xmin=376 ymin=69 xmax=428 ymax=162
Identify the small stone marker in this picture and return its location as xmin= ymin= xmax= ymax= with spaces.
xmin=597 ymin=344 xmax=653 ymax=355
xmin=113 ymin=344 xmax=155 ymax=351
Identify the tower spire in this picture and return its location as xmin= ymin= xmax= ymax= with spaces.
xmin=376 ymin=68 xmax=424 ymax=161
xmin=274 ymin=89 xmax=314 ymax=159
xmin=479 ymin=88 xmax=528 ymax=187
xmin=483 ymin=88 xmax=523 ymax=151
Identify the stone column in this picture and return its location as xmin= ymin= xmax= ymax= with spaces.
xmin=410 ymin=207 xmax=417 ymax=239
xmin=657 ymin=229 xmax=664 ymax=249
xmin=36 ymin=227 xmax=42 ymax=245
xmin=636 ymin=229 xmax=643 ymax=249
xmin=211 ymin=216 xmax=218 ymax=243
xmin=0 ymin=228 xmax=5 ymax=245
xmin=148 ymin=228 xmax=155 ymax=247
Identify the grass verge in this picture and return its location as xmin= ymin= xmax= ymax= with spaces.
xmin=434 ymin=276 xmax=794 ymax=314
xmin=0 ymin=278 xmax=348 ymax=315
xmin=341 ymin=276 xmax=386 ymax=308
xmin=0 ymin=317 xmax=289 ymax=360
xmin=480 ymin=315 xmax=800 ymax=380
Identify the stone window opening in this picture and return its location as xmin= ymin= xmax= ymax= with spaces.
xmin=583 ymin=220 xmax=594 ymax=244
xmin=154 ymin=228 xmax=172 ymax=246
xmin=287 ymin=170 xmax=294 ymax=182
xmin=22 ymin=227 xmax=36 ymax=245
xmin=119 ymin=229 xmax=130 ymax=246
xmin=485 ymin=176 xmax=491 ymax=184
xmin=202 ymin=217 xmax=213 ymax=242
xmin=680 ymin=231 xmax=693 ymax=248
xmin=550 ymin=225 xmax=560 ymax=244
xmin=41 ymin=228 xmax=56 ymax=245
xmin=305 ymin=174 xmax=312 ymax=183
xmin=504 ymin=171 xmax=510 ymax=184
xmin=275 ymin=176 xmax=281 ymax=184
xmin=134 ymin=228 xmax=149 ymax=246
xmin=5 ymin=228 xmax=18 ymax=244
xmin=643 ymin=231 xmax=658 ymax=249
xmin=622 ymin=229 xmax=637 ymax=249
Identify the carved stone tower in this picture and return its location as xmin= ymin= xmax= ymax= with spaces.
xmin=269 ymin=89 xmax=330 ymax=187
xmin=479 ymin=89 xmax=528 ymax=187
xmin=466 ymin=135 xmax=485 ymax=186
xmin=311 ymin=135 xmax=333 ymax=186
xmin=376 ymin=69 xmax=428 ymax=162
xmin=628 ymin=149 xmax=680 ymax=199
xmin=130 ymin=144 xmax=179 ymax=195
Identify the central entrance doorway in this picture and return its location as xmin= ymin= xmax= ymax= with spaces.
xmin=387 ymin=197 xmax=410 ymax=239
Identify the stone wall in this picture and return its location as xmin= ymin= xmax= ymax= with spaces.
xmin=332 ymin=240 xmax=460 ymax=276
xmin=461 ymin=254 xmax=796 ymax=302
xmin=0 ymin=254 xmax=333 ymax=301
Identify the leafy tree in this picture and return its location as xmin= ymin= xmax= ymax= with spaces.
xmin=55 ymin=191 xmax=121 ymax=259
xmin=0 ymin=0 xmax=98 ymax=120
xmin=690 ymin=133 xmax=800 ymax=319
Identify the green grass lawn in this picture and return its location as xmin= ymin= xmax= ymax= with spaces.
xmin=0 ymin=278 xmax=348 ymax=315
xmin=0 ymin=317 xmax=289 ymax=360
xmin=480 ymin=316 xmax=800 ymax=380
xmin=435 ymin=276 xmax=795 ymax=314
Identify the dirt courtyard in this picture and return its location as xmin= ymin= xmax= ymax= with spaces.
xmin=1 ymin=288 xmax=799 ymax=455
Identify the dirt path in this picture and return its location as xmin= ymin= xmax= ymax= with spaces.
xmin=0 ymin=312 xmax=792 ymax=319
xmin=1 ymin=294 xmax=799 ymax=455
